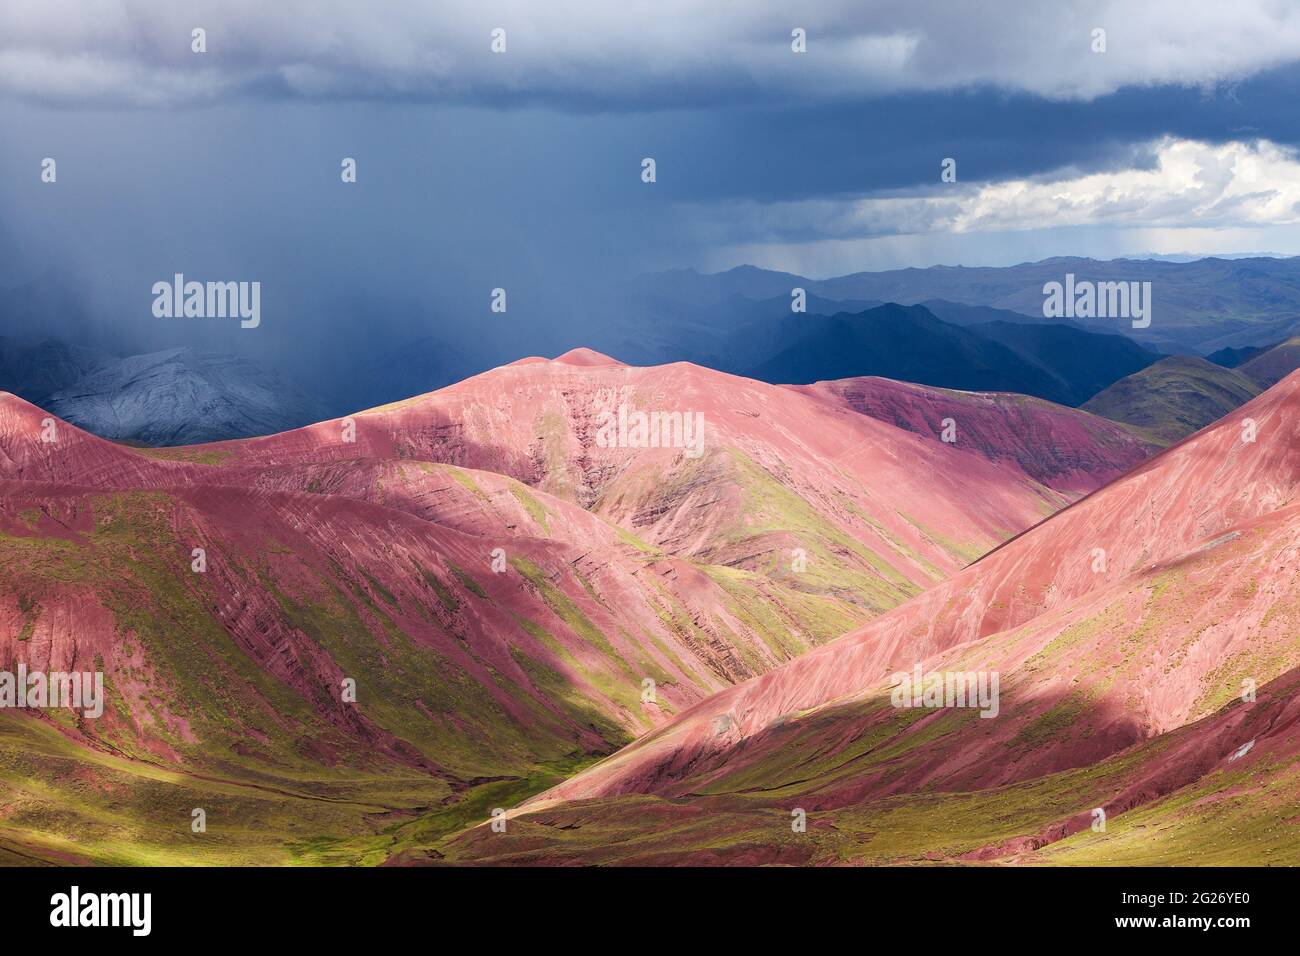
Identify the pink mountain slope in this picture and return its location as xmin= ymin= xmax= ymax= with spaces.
xmin=0 ymin=390 xmax=186 ymax=485
xmin=169 ymin=352 xmax=1155 ymax=611
xmin=0 ymin=355 xmax=1164 ymax=767
xmin=0 ymin=447 xmax=876 ymax=770
xmin=442 ymin=661 xmax=1300 ymax=866
xmin=0 ymin=356 xmax=1170 ymax=863
xmin=493 ymin=371 xmax=1300 ymax=861
xmin=790 ymin=376 xmax=1157 ymax=496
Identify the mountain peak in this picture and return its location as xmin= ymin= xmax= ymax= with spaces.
xmin=551 ymin=347 xmax=627 ymax=367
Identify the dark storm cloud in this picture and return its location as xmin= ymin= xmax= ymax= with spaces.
xmin=4 ymin=2 xmax=1300 ymax=375
xmin=640 ymin=64 xmax=1300 ymax=206
xmin=5 ymin=0 xmax=1300 ymax=109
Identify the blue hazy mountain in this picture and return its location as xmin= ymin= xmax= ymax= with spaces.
xmin=737 ymin=303 xmax=1159 ymax=405
xmin=631 ymin=257 xmax=1300 ymax=354
xmin=44 ymin=347 xmax=326 ymax=446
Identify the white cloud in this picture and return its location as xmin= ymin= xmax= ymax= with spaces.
xmin=688 ymin=138 xmax=1300 ymax=251
xmin=3 ymin=1 xmax=1300 ymax=107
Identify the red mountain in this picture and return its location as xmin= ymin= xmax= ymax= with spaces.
xmin=791 ymin=376 xmax=1156 ymax=496
xmin=444 ymin=371 xmax=1300 ymax=865
xmin=185 ymin=349 xmax=1145 ymax=602
xmin=0 ymin=353 xmax=1162 ymax=863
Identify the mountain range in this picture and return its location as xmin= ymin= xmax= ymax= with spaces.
xmin=9 ymin=254 xmax=1300 ymax=446
xmin=3 ymin=258 xmax=1299 ymax=867
xmin=0 ymin=349 xmax=1156 ymax=864
xmin=631 ymin=257 xmax=1300 ymax=354
xmin=439 ymin=367 xmax=1300 ymax=865
xmin=733 ymin=304 xmax=1159 ymax=406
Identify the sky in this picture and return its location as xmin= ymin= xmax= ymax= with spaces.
xmin=3 ymin=0 xmax=1300 ymax=367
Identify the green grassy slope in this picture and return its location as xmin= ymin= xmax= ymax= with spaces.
xmin=1081 ymin=356 xmax=1262 ymax=445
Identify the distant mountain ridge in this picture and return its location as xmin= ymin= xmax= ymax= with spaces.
xmin=1237 ymin=336 xmax=1300 ymax=389
xmin=744 ymin=304 xmax=1060 ymax=396
xmin=45 ymin=347 xmax=325 ymax=445
xmin=1205 ymin=343 xmax=1270 ymax=367
xmin=962 ymin=320 xmax=1159 ymax=406
xmin=633 ymin=256 xmax=1300 ymax=353
xmin=1081 ymin=356 xmax=1263 ymax=445
xmin=735 ymin=303 xmax=1160 ymax=406
xmin=1083 ymin=337 xmax=1300 ymax=444
xmin=3 ymin=299 xmax=1156 ymax=446
xmin=0 ymin=336 xmax=116 ymax=407
xmin=0 ymin=331 xmax=484 ymax=445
